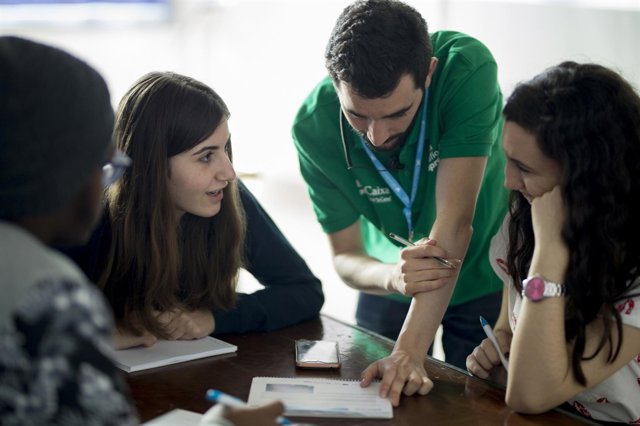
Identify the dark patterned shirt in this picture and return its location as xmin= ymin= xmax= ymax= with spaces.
xmin=0 ymin=221 xmax=138 ymax=426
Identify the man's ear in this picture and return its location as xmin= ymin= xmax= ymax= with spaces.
xmin=424 ymin=57 xmax=439 ymax=88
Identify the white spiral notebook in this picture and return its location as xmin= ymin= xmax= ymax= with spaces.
xmin=247 ymin=376 xmax=393 ymax=419
xmin=112 ymin=336 xmax=237 ymax=373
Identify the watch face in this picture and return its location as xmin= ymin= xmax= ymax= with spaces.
xmin=524 ymin=276 xmax=545 ymax=301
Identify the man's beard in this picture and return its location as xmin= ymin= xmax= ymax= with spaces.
xmin=358 ymin=130 xmax=408 ymax=153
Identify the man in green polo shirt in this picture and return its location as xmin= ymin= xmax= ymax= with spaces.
xmin=292 ymin=0 xmax=508 ymax=404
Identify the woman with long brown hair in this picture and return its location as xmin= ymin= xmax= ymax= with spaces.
xmin=62 ymin=71 xmax=323 ymax=349
xmin=466 ymin=62 xmax=640 ymax=423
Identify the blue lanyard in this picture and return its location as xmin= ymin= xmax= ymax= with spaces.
xmin=359 ymin=90 xmax=428 ymax=242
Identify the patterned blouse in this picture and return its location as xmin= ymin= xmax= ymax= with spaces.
xmin=489 ymin=216 xmax=640 ymax=424
xmin=0 ymin=221 xmax=138 ymax=425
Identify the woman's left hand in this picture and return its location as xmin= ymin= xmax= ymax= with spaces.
xmin=155 ymin=308 xmax=215 ymax=340
xmin=530 ymin=186 xmax=566 ymax=248
xmin=529 ymin=186 xmax=570 ymax=277
xmin=112 ymin=327 xmax=157 ymax=350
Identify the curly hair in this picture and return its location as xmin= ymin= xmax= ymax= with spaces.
xmin=503 ymin=62 xmax=640 ymax=385
xmin=324 ymin=0 xmax=432 ymax=98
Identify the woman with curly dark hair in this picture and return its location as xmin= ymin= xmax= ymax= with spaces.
xmin=466 ymin=62 xmax=640 ymax=423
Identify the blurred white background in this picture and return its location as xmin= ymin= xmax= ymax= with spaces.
xmin=3 ymin=0 xmax=639 ymax=359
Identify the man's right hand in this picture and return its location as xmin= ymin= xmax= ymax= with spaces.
xmin=387 ymin=238 xmax=461 ymax=296
xmin=329 ymin=222 xmax=460 ymax=297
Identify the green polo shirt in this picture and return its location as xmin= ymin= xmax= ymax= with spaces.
xmin=292 ymin=31 xmax=508 ymax=306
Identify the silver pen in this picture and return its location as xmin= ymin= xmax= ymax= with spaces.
xmin=388 ymin=232 xmax=456 ymax=269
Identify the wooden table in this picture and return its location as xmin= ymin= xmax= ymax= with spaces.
xmin=128 ymin=314 xmax=593 ymax=425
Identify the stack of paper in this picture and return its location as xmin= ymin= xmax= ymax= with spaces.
xmin=113 ymin=336 xmax=237 ymax=373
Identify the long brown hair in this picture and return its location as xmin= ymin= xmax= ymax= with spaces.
xmin=99 ymin=72 xmax=246 ymax=338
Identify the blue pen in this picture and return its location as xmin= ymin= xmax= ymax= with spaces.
xmin=479 ymin=316 xmax=509 ymax=371
xmin=206 ymin=389 xmax=291 ymax=425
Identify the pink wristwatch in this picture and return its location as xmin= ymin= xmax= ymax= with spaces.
xmin=522 ymin=275 xmax=565 ymax=302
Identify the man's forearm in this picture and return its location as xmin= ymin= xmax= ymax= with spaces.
xmin=333 ymin=251 xmax=395 ymax=295
xmin=395 ymin=284 xmax=456 ymax=356
xmin=394 ymin=222 xmax=472 ymax=357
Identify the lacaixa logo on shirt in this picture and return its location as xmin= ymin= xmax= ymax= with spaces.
xmin=355 ymin=180 xmax=392 ymax=204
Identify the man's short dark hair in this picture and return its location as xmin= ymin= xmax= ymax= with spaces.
xmin=325 ymin=0 xmax=432 ymax=98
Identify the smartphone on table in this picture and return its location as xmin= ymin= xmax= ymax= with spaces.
xmin=294 ymin=339 xmax=341 ymax=369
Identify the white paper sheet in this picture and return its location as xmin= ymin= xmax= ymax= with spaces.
xmin=248 ymin=377 xmax=393 ymax=419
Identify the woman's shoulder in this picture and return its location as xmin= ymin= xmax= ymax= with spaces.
xmin=616 ymin=273 xmax=640 ymax=327
xmin=237 ymin=180 xmax=269 ymax=222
